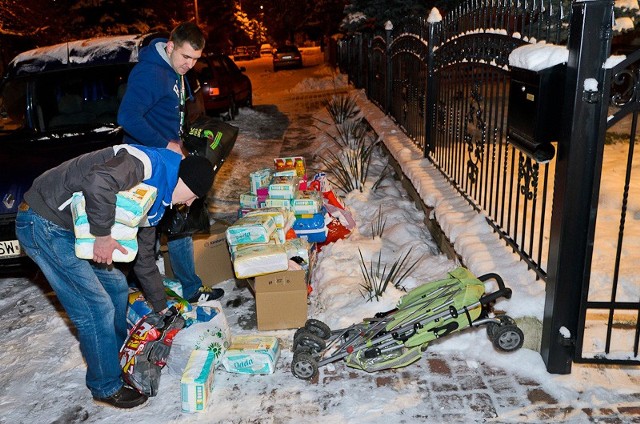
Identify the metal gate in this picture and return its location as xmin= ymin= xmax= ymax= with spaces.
xmin=573 ymin=47 xmax=640 ymax=366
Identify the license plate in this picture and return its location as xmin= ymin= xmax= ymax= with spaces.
xmin=0 ymin=240 xmax=21 ymax=258
xmin=283 ymin=55 xmax=292 ymax=59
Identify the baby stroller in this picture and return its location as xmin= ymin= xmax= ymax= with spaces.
xmin=291 ymin=267 xmax=524 ymax=380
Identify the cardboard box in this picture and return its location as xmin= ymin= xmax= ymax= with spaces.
xmin=162 ymin=222 xmax=235 ymax=287
xmin=181 ymin=350 xmax=216 ymax=413
xmin=249 ymin=268 xmax=308 ymax=330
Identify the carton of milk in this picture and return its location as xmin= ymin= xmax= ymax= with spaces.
xmin=221 ymin=335 xmax=280 ymax=375
xmin=181 ymin=350 xmax=216 ymax=413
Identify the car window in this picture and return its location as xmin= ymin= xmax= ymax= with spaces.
xmin=195 ymin=61 xmax=213 ymax=80
xmin=222 ymin=56 xmax=241 ymax=74
xmin=0 ymin=79 xmax=27 ymax=132
xmin=209 ymin=57 xmax=227 ymax=74
xmin=34 ymin=64 xmax=132 ymax=131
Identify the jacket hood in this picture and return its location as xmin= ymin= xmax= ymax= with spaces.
xmin=138 ymin=38 xmax=173 ymax=71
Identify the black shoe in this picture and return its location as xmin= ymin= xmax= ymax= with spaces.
xmin=93 ymin=386 xmax=148 ymax=409
xmin=188 ymin=286 xmax=224 ymax=303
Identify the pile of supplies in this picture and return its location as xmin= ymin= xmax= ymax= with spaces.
xmin=120 ymin=280 xmax=280 ymax=413
xmin=229 ymin=156 xmax=355 ymax=280
xmin=117 ymin=155 xmax=356 ymax=413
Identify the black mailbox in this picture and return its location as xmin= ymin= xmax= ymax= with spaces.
xmin=507 ymin=64 xmax=565 ymax=163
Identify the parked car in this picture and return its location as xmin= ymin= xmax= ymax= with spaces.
xmin=0 ymin=33 xmax=203 ymax=269
xmin=247 ymin=46 xmax=260 ymax=59
xmin=233 ymin=46 xmax=251 ymax=61
xmin=260 ymin=43 xmax=273 ymax=55
xmin=193 ymin=53 xmax=252 ymax=121
xmin=272 ymin=45 xmax=303 ymax=71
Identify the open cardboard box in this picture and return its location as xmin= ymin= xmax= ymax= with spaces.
xmin=162 ymin=221 xmax=234 ymax=287
xmin=248 ymin=268 xmax=309 ymax=331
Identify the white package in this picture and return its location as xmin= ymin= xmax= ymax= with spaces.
xmin=232 ymin=244 xmax=288 ymax=278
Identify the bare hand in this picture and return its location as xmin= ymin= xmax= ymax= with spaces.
xmin=93 ymin=235 xmax=127 ymax=265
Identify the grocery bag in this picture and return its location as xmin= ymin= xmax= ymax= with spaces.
xmin=166 ymin=300 xmax=232 ymax=376
xmin=119 ymin=306 xmax=185 ymax=396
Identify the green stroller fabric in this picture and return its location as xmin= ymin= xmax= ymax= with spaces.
xmin=344 ymin=267 xmax=486 ymax=372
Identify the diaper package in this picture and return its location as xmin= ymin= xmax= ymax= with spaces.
xmin=221 ymin=335 xmax=281 ymax=375
xmin=264 ymin=197 xmax=292 ymax=210
xmin=74 ymin=237 xmax=138 ymax=263
xmin=268 ymin=175 xmax=299 ymax=199
xmin=292 ymin=190 xmax=323 ymax=215
xmin=226 ymin=215 xmax=277 ymax=246
xmin=244 ymin=207 xmax=291 ymax=228
xmin=181 ymin=350 xmax=216 ymax=413
xmin=231 ymin=244 xmax=289 ymax=278
xmin=250 ymin=168 xmax=272 ymax=194
xmin=114 ymin=183 xmax=158 ymax=226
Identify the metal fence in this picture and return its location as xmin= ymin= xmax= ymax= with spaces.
xmin=338 ymin=0 xmax=640 ymax=373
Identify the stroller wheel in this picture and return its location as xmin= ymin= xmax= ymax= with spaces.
xmin=305 ymin=319 xmax=332 ymax=340
xmin=492 ymin=324 xmax=524 ymax=352
xmin=486 ymin=315 xmax=516 ymax=340
xmin=293 ymin=345 xmax=313 ymax=358
xmin=291 ymin=352 xmax=318 ymax=380
xmin=293 ymin=332 xmax=326 ymax=353
xmin=293 ymin=327 xmax=307 ymax=342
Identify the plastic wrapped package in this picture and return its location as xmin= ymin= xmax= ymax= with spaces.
xmin=226 ymin=214 xmax=277 ymax=246
xmin=268 ymin=175 xmax=299 ymax=199
xmin=75 ymin=237 xmax=138 ymax=262
xmin=292 ymin=190 xmax=323 ymax=215
xmin=231 ymin=243 xmax=289 ymax=278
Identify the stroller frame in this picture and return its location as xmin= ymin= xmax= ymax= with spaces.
xmin=291 ymin=267 xmax=524 ymax=380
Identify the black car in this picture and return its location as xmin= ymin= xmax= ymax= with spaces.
xmin=0 ymin=33 xmax=203 ymax=268
xmin=193 ymin=53 xmax=252 ymax=121
xmin=272 ymin=45 xmax=303 ymax=72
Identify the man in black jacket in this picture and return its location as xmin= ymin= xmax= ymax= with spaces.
xmin=15 ymin=143 xmax=214 ymax=409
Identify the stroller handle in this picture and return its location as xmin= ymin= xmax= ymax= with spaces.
xmin=478 ymin=273 xmax=513 ymax=305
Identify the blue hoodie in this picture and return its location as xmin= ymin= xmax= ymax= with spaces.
xmin=118 ymin=38 xmax=190 ymax=148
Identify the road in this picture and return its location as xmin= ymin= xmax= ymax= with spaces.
xmin=208 ymin=48 xmax=347 ymax=222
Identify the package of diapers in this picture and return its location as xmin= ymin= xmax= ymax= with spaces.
xmin=268 ymin=175 xmax=298 ymax=199
xmin=114 ymin=183 xmax=157 ymax=226
xmin=226 ymin=214 xmax=276 ymax=246
xmin=70 ymin=183 xmax=157 ymax=229
xmin=75 ymin=237 xmax=138 ymax=262
xmin=250 ymin=168 xmax=272 ymax=194
xmin=231 ymin=244 xmax=288 ymax=278
xmin=264 ymin=197 xmax=292 ymax=210
xmin=292 ymin=190 xmax=323 ymax=215
xmin=181 ymin=350 xmax=216 ymax=413
xmin=221 ymin=335 xmax=280 ymax=375
xmin=73 ymin=216 xmax=138 ymax=240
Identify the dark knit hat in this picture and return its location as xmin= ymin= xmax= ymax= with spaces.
xmin=178 ymin=155 xmax=214 ymax=198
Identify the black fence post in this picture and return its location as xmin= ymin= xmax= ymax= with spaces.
xmin=385 ymin=20 xmax=393 ymax=115
xmin=542 ymin=0 xmax=613 ymax=374
xmin=425 ymin=12 xmax=439 ymax=157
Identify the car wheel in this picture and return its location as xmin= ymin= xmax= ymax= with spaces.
xmin=222 ymin=96 xmax=236 ymax=121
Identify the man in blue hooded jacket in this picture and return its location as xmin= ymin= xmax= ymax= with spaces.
xmin=118 ymin=22 xmax=223 ymax=304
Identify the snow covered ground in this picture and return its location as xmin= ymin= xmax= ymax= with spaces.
xmin=1 ymin=50 xmax=639 ymax=423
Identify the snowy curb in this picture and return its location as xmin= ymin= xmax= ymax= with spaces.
xmin=353 ymin=90 xmax=544 ymax=320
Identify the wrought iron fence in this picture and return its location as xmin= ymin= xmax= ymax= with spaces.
xmin=338 ymin=0 xmax=640 ymax=371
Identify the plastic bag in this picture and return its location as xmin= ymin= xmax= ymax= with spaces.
xmin=166 ymin=300 xmax=232 ymax=376
xmin=120 ymin=306 xmax=185 ymax=396
xmin=182 ymin=117 xmax=238 ymax=173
